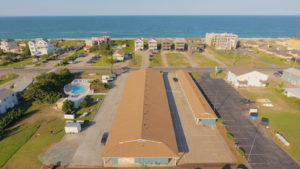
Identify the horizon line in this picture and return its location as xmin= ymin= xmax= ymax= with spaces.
xmin=1 ymin=14 xmax=300 ymax=17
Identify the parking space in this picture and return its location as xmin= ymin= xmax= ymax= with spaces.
xmin=197 ymin=73 xmax=300 ymax=169
xmin=164 ymin=73 xmax=236 ymax=166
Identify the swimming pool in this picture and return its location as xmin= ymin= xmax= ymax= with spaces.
xmin=71 ymin=86 xmax=86 ymax=94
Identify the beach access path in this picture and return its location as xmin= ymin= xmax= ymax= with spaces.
xmin=161 ymin=51 xmax=169 ymax=67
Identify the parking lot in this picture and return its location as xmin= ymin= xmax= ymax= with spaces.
xmin=164 ymin=73 xmax=236 ymax=167
xmin=197 ymin=73 xmax=300 ymax=169
xmin=42 ymin=72 xmax=129 ymax=167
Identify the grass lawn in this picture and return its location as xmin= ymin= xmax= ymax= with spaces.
xmin=74 ymin=72 xmax=112 ymax=79
xmin=55 ymin=40 xmax=84 ymax=49
xmin=165 ymin=53 xmax=190 ymax=67
xmin=255 ymin=50 xmax=300 ymax=66
xmin=3 ymin=118 xmax=64 ymax=169
xmin=129 ymin=54 xmax=142 ymax=67
xmin=0 ymin=57 xmax=33 ymax=68
xmin=189 ymin=53 xmax=219 ymax=67
xmin=92 ymin=55 xmax=112 ymax=67
xmin=190 ymin=73 xmax=201 ymax=80
xmin=113 ymin=40 xmax=134 ymax=53
xmin=0 ymin=102 xmax=65 ymax=168
xmin=210 ymin=72 xmax=227 ymax=79
xmin=150 ymin=52 xmax=162 ymax=67
xmin=0 ymin=74 xmax=18 ymax=86
xmin=207 ymin=48 xmax=269 ymax=67
xmin=0 ymin=121 xmax=41 ymax=168
xmin=74 ymin=95 xmax=104 ymax=127
xmin=238 ymin=79 xmax=300 ymax=161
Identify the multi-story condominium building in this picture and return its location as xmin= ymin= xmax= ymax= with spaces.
xmin=205 ymin=33 xmax=238 ymax=50
xmin=28 ymin=38 xmax=56 ymax=56
xmin=148 ymin=38 xmax=158 ymax=51
xmin=0 ymin=39 xmax=18 ymax=52
xmin=135 ymin=38 xmax=144 ymax=51
xmin=161 ymin=39 xmax=172 ymax=51
xmin=0 ymin=89 xmax=18 ymax=114
xmin=91 ymin=36 xmax=111 ymax=45
xmin=174 ymin=38 xmax=186 ymax=51
xmin=185 ymin=37 xmax=205 ymax=53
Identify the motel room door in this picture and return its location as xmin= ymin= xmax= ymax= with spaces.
xmin=118 ymin=158 xmax=135 ymax=165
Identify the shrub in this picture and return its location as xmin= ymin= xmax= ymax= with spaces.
xmin=62 ymin=100 xmax=74 ymax=112
xmin=80 ymin=100 xmax=88 ymax=108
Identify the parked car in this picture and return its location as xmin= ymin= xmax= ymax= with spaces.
xmin=273 ymin=71 xmax=283 ymax=77
xmin=173 ymin=77 xmax=178 ymax=82
xmin=240 ymin=99 xmax=254 ymax=104
xmin=101 ymin=132 xmax=109 ymax=145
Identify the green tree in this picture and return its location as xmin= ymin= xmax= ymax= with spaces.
xmin=80 ymin=99 xmax=88 ymax=108
xmin=62 ymin=100 xmax=74 ymax=112
xmin=0 ymin=49 xmax=4 ymax=56
xmin=22 ymin=45 xmax=31 ymax=57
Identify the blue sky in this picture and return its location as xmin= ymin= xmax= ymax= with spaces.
xmin=0 ymin=0 xmax=300 ymax=16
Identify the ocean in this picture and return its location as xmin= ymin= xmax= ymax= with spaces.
xmin=0 ymin=16 xmax=300 ymax=39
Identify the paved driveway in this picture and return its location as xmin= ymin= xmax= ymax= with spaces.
xmin=136 ymin=51 xmax=150 ymax=68
xmin=197 ymin=73 xmax=300 ymax=169
xmin=164 ymin=73 xmax=236 ymax=167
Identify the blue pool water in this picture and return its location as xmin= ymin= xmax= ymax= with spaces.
xmin=71 ymin=86 xmax=86 ymax=94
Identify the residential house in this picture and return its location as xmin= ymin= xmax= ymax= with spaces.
xmin=185 ymin=37 xmax=205 ymax=53
xmin=227 ymin=69 xmax=269 ymax=87
xmin=284 ymin=88 xmax=300 ymax=99
xmin=65 ymin=123 xmax=81 ymax=134
xmin=161 ymin=39 xmax=172 ymax=51
xmin=28 ymin=38 xmax=55 ymax=56
xmin=206 ymin=33 xmax=238 ymax=50
xmin=85 ymin=36 xmax=111 ymax=50
xmin=0 ymin=39 xmax=18 ymax=52
xmin=113 ymin=49 xmax=126 ymax=61
xmin=174 ymin=38 xmax=186 ymax=51
xmin=148 ymin=38 xmax=158 ymax=51
xmin=282 ymin=68 xmax=300 ymax=86
xmin=135 ymin=38 xmax=144 ymax=51
xmin=0 ymin=89 xmax=18 ymax=114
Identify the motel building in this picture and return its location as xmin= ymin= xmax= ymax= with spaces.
xmin=102 ymin=68 xmax=179 ymax=167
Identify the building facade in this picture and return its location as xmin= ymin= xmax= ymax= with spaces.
xmin=0 ymin=89 xmax=18 ymax=114
xmin=284 ymin=88 xmax=300 ymax=99
xmin=148 ymin=38 xmax=157 ymax=51
xmin=174 ymin=38 xmax=186 ymax=51
xmin=227 ymin=70 xmax=269 ymax=87
xmin=113 ymin=49 xmax=126 ymax=61
xmin=135 ymin=38 xmax=144 ymax=51
xmin=0 ymin=39 xmax=18 ymax=52
xmin=102 ymin=69 xmax=179 ymax=167
xmin=282 ymin=68 xmax=300 ymax=86
xmin=161 ymin=39 xmax=172 ymax=51
xmin=185 ymin=37 xmax=205 ymax=53
xmin=206 ymin=33 xmax=238 ymax=50
xmin=28 ymin=38 xmax=56 ymax=56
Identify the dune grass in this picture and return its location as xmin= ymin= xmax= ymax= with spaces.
xmin=189 ymin=53 xmax=219 ymax=67
xmin=165 ymin=53 xmax=190 ymax=67
xmin=150 ymin=52 xmax=162 ymax=67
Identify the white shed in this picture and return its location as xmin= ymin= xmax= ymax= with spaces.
xmin=64 ymin=123 xmax=81 ymax=134
xmin=284 ymin=88 xmax=300 ymax=99
xmin=227 ymin=69 xmax=269 ymax=87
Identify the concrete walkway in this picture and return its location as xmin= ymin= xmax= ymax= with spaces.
xmin=203 ymin=51 xmax=227 ymax=68
xmin=182 ymin=52 xmax=198 ymax=68
xmin=161 ymin=51 xmax=169 ymax=67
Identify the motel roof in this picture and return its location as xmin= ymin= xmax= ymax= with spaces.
xmin=102 ymin=68 xmax=179 ymax=158
xmin=284 ymin=68 xmax=300 ymax=77
xmin=176 ymin=70 xmax=217 ymax=119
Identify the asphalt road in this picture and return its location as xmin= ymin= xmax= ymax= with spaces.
xmin=196 ymin=73 xmax=300 ymax=169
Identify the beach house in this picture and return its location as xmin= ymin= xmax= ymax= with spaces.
xmin=174 ymin=38 xmax=186 ymax=51
xmin=28 ymin=38 xmax=56 ymax=56
xmin=113 ymin=49 xmax=126 ymax=61
xmin=227 ymin=69 xmax=269 ymax=87
xmin=135 ymin=38 xmax=144 ymax=51
xmin=185 ymin=37 xmax=205 ymax=53
xmin=161 ymin=39 xmax=172 ymax=50
xmin=148 ymin=38 xmax=158 ymax=51
xmin=0 ymin=89 xmax=18 ymax=114
xmin=0 ymin=39 xmax=18 ymax=52
xmin=206 ymin=33 xmax=238 ymax=50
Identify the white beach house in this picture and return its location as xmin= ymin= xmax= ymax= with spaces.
xmin=134 ymin=38 xmax=144 ymax=51
xmin=0 ymin=89 xmax=18 ymax=114
xmin=0 ymin=39 xmax=18 ymax=52
xmin=113 ymin=49 xmax=126 ymax=61
xmin=227 ymin=69 xmax=269 ymax=87
xmin=28 ymin=38 xmax=56 ymax=56
xmin=148 ymin=38 xmax=158 ymax=51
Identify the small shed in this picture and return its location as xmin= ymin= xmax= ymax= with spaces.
xmin=65 ymin=123 xmax=81 ymax=134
